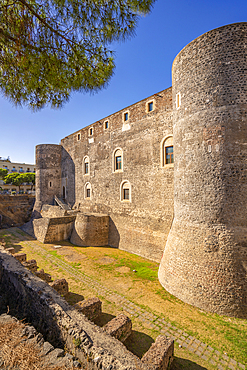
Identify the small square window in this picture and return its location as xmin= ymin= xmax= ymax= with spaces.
xmin=148 ymin=102 xmax=153 ymax=112
xmin=124 ymin=112 xmax=129 ymax=121
xmin=105 ymin=121 xmax=109 ymax=129
xmin=123 ymin=188 xmax=129 ymax=200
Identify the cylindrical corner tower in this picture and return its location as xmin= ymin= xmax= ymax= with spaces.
xmin=34 ymin=144 xmax=62 ymax=214
xmin=159 ymin=23 xmax=247 ymax=318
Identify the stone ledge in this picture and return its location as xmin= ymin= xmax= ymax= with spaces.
xmin=103 ymin=314 xmax=132 ymax=343
xmin=74 ymin=297 xmax=102 ymax=321
xmin=141 ymin=335 xmax=174 ymax=370
xmin=50 ymin=278 xmax=69 ymax=296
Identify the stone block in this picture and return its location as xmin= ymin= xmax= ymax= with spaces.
xmin=70 ymin=213 xmax=109 ymax=247
xmin=33 ymin=216 xmax=76 ymax=244
xmin=35 ymin=269 xmax=52 ymax=283
xmin=0 ymin=238 xmax=5 ymax=247
xmin=103 ymin=314 xmax=132 ymax=342
xmin=50 ymin=278 xmax=69 ymax=296
xmin=141 ymin=335 xmax=174 ymax=370
xmin=22 ymin=259 xmax=38 ymax=272
xmin=14 ymin=253 xmax=27 ymax=263
xmin=6 ymin=247 xmax=15 ymax=254
xmin=74 ymin=297 xmax=102 ymax=320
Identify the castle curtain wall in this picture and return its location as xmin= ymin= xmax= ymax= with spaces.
xmin=61 ymin=88 xmax=174 ymax=262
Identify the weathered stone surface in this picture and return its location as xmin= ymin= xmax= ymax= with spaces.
xmin=22 ymin=259 xmax=38 ymax=272
xmin=41 ymin=205 xmax=68 ymax=218
xmin=71 ymin=213 xmax=109 ymax=247
xmin=14 ymin=253 xmax=27 ymax=263
xmin=32 ymin=22 xmax=247 ymax=318
xmin=33 ymin=215 xmax=76 ymax=243
xmin=49 ymin=278 xmax=69 ymax=296
xmin=141 ymin=335 xmax=174 ymax=370
xmin=0 ymin=249 xmax=150 ymax=369
xmin=159 ymin=22 xmax=247 ymax=319
xmin=5 ymin=247 xmax=15 ymax=254
xmin=33 ymin=144 xmax=62 ymax=215
xmin=74 ymin=297 xmax=102 ymax=320
xmin=35 ymin=268 xmax=52 ymax=283
xmin=0 ymin=239 xmax=5 ymax=247
xmin=0 ymin=195 xmax=35 ymax=228
xmin=34 ymin=88 xmax=174 ymax=263
xmin=103 ymin=314 xmax=132 ymax=342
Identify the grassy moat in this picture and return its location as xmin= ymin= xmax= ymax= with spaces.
xmin=0 ymin=227 xmax=246 ymax=370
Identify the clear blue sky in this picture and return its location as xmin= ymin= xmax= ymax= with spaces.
xmin=0 ymin=0 xmax=246 ymax=165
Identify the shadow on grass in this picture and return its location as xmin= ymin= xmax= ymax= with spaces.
xmin=93 ymin=312 xmax=116 ymax=327
xmin=65 ymin=292 xmax=84 ymax=305
xmin=124 ymin=330 xmax=154 ymax=358
xmin=11 ymin=244 xmax=23 ymax=253
xmin=171 ymin=357 xmax=208 ymax=370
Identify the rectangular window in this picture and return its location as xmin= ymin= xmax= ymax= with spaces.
xmin=105 ymin=121 xmax=109 ymax=129
xmin=165 ymin=146 xmax=174 ymax=164
xmin=86 ymin=188 xmax=90 ymax=198
xmin=85 ymin=162 xmax=89 ymax=174
xmin=123 ymin=188 xmax=129 ymax=200
xmin=89 ymin=128 xmax=93 ymax=136
xmin=124 ymin=112 xmax=129 ymax=121
xmin=116 ymin=156 xmax=122 ymax=170
xmin=77 ymin=133 xmax=81 ymax=140
xmin=148 ymin=101 xmax=153 ymax=112
xmin=176 ymin=92 xmax=181 ymax=109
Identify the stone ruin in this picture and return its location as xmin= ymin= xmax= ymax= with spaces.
xmin=74 ymin=297 xmax=102 ymax=321
xmin=0 ymin=246 xmax=174 ymax=369
xmin=103 ymin=314 xmax=132 ymax=343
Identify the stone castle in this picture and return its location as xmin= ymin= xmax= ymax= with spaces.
xmin=33 ymin=23 xmax=247 ymax=319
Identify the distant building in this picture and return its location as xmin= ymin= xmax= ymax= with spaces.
xmin=0 ymin=158 xmax=35 ymax=194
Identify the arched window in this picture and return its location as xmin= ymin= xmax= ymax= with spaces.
xmin=120 ymin=180 xmax=131 ymax=202
xmin=83 ymin=156 xmax=90 ymax=175
xmin=85 ymin=182 xmax=91 ymax=199
xmin=161 ymin=136 xmax=174 ymax=167
xmin=113 ymin=148 xmax=123 ymax=172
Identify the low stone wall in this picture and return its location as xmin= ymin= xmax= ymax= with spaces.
xmin=0 ymin=195 xmax=35 ymax=228
xmin=0 ymin=248 xmax=148 ymax=369
xmin=50 ymin=278 xmax=69 ymax=296
xmin=74 ymin=297 xmax=102 ymax=321
xmin=104 ymin=314 xmax=132 ymax=343
xmin=70 ymin=213 xmax=109 ymax=247
xmin=141 ymin=335 xmax=174 ymax=369
xmin=41 ymin=205 xmax=68 ymax=218
xmin=33 ymin=215 xmax=76 ymax=243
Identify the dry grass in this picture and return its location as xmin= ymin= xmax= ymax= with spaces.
xmin=0 ymin=320 xmax=79 ymax=370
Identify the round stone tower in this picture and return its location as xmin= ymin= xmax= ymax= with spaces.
xmin=34 ymin=144 xmax=62 ymax=214
xmin=159 ymin=23 xmax=247 ymax=318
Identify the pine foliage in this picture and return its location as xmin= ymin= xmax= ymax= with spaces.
xmin=0 ymin=0 xmax=155 ymax=110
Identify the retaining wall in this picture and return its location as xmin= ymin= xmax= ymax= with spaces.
xmin=0 ymin=248 xmax=149 ymax=370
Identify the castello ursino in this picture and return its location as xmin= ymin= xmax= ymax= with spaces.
xmin=31 ymin=23 xmax=247 ymax=319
